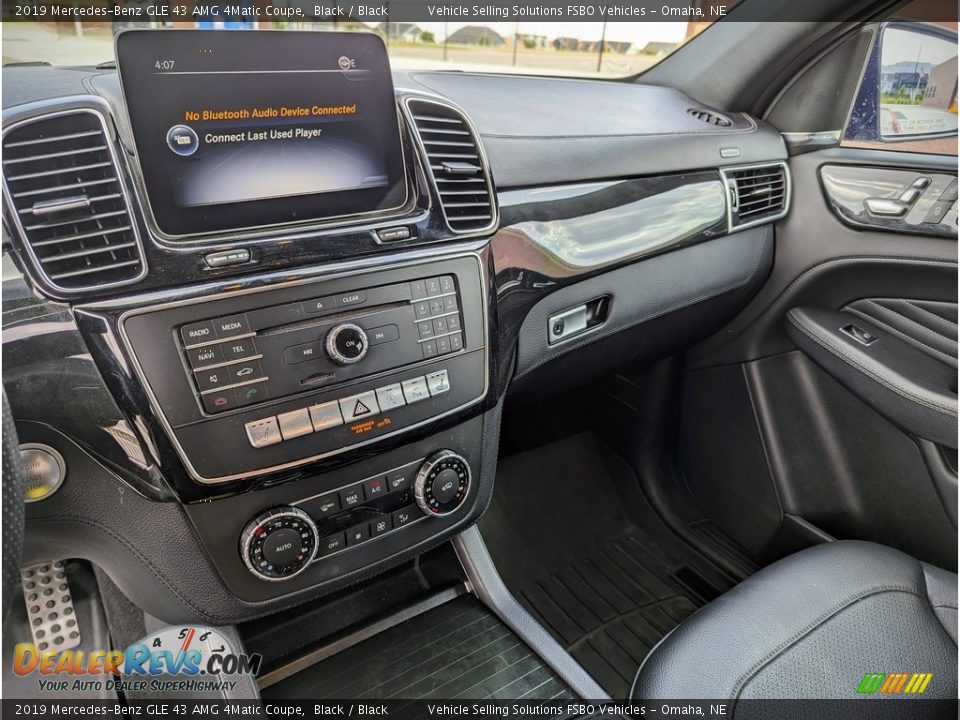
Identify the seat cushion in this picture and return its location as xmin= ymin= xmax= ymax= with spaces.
xmin=631 ymin=540 xmax=958 ymax=699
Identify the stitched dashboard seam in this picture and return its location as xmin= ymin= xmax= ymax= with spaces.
xmin=786 ymin=310 xmax=956 ymax=416
xmin=515 ymin=228 xmax=771 ymax=381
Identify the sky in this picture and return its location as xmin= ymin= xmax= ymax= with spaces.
xmin=881 ymin=26 xmax=958 ymax=66
xmin=386 ymin=21 xmax=689 ymax=44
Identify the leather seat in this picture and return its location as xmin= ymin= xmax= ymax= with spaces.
xmin=632 ymin=541 xmax=957 ymax=699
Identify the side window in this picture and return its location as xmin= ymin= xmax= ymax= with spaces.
xmin=844 ymin=21 xmax=958 ymax=155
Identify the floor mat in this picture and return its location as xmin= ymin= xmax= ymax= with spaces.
xmin=480 ymin=432 xmax=739 ymax=699
xmin=260 ymin=594 xmax=574 ymax=703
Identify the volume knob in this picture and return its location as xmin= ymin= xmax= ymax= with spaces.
xmin=325 ymin=323 xmax=369 ymax=365
xmin=240 ymin=506 xmax=318 ymax=581
xmin=414 ymin=451 xmax=471 ymax=517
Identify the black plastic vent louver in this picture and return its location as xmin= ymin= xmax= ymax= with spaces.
xmin=726 ymin=163 xmax=789 ymax=229
xmin=406 ymin=99 xmax=496 ymax=234
xmin=3 ymin=110 xmax=144 ymax=292
xmin=687 ymin=108 xmax=733 ymax=127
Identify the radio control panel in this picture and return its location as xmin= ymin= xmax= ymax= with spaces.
xmin=121 ymin=255 xmax=490 ymax=485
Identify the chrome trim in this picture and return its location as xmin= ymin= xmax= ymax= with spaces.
xmin=400 ymin=95 xmax=499 ymax=237
xmin=109 ymin=248 xmax=490 ymax=485
xmin=113 ymin=28 xmax=413 ymax=243
xmin=183 ymin=331 xmax=257 ymax=351
xmin=239 ymin=506 xmax=319 ymax=582
xmin=719 ymin=160 xmax=792 ymax=234
xmin=781 ymin=130 xmax=842 ymax=148
xmin=2 ymin=104 xmax=148 ymax=295
xmin=413 ymin=450 xmax=472 ymax=517
xmin=198 ymin=376 xmax=269 ymax=396
xmin=189 ymin=353 xmax=264 ymax=372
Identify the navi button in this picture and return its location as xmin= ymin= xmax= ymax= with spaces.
xmin=187 ymin=344 xmax=223 ymax=369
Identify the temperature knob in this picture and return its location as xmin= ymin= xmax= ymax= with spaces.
xmin=325 ymin=323 xmax=368 ymax=365
xmin=413 ymin=451 xmax=471 ymax=517
xmin=240 ymin=506 xmax=318 ymax=581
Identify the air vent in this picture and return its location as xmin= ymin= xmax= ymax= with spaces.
xmin=3 ymin=110 xmax=144 ymax=292
xmin=687 ymin=108 xmax=733 ymax=127
xmin=406 ymin=99 xmax=496 ymax=234
xmin=723 ymin=163 xmax=790 ymax=230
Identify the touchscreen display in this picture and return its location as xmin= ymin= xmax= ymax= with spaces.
xmin=116 ymin=30 xmax=407 ymax=237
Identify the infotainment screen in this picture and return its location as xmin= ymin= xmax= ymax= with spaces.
xmin=116 ymin=30 xmax=407 ymax=237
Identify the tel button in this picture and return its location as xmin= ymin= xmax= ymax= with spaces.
xmin=261 ymin=528 xmax=303 ymax=565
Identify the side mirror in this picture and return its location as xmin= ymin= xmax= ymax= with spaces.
xmin=846 ymin=21 xmax=958 ymax=144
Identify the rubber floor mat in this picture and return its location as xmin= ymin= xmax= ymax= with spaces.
xmin=480 ymin=433 xmax=738 ymax=699
xmin=260 ymin=594 xmax=574 ymax=703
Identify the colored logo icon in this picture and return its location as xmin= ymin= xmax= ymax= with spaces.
xmin=166 ymin=124 xmax=199 ymax=156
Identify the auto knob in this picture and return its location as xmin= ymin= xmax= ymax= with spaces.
xmin=240 ymin=506 xmax=318 ymax=581
xmin=413 ymin=450 xmax=472 ymax=517
xmin=325 ymin=323 xmax=369 ymax=365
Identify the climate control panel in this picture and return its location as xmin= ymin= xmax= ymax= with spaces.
xmin=237 ymin=451 xmax=471 ymax=581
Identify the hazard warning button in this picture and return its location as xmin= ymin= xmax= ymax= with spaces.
xmin=339 ymin=391 xmax=381 ymax=423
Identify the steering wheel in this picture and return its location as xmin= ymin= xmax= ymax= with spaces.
xmin=2 ymin=388 xmax=25 ymax=622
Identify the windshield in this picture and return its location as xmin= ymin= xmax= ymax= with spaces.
xmin=2 ymin=20 xmax=724 ymax=78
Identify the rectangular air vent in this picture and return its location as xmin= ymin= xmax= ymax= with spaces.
xmin=405 ymin=98 xmax=496 ymax=234
xmin=3 ymin=110 xmax=144 ymax=292
xmin=723 ymin=162 xmax=790 ymax=231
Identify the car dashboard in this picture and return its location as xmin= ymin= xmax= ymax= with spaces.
xmin=2 ymin=30 xmax=790 ymax=623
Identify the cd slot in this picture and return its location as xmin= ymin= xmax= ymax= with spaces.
xmin=257 ymin=300 xmax=408 ymax=338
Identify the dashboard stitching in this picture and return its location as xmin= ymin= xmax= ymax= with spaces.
xmin=515 ymin=227 xmax=771 ymax=380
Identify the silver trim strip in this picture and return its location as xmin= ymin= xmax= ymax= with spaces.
xmin=198 ymin=376 xmax=269 ymax=396
xmin=110 ymin=250 xmax=490 ymax=485
xmin=189 ymin=353 xmax=264 ymax=372
xmin=2 ymin=104 xmax=148 ymax=294
xmin=183 ymin=331 xmax=256 ymax=351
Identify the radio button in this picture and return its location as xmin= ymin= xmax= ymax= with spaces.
xmin=181 ymin=321 xmax=216 ymax=347
xmin=222 ymin=337 xmax=257 ymax=362
xmin=187 ymin=344 xmax=223 ymax=369
xmin=277 ymin=408 xmax=313 ymax=441
xmin=228 ymin=359 xmax=264 ymax=384
xmin=309 ymin=401 xmax=344 ymax=431
xmin=213 ymin=314 xmax=251 ymax=339
xmin=302 ymin=296 xmax=338 ymax=314
xmin=337 ymin=291 xmax=367 ymax=308
xmin=236 ymin=382 xmax=269 ymax=406
xmin=202 ymin=389 xmax=237 ymax=413
xmin=402 ymin=377 xmax=430 ymax=404
xmin=339 ymin=391 xmax=380 ymax=422
xmin=426 ymin=370 xmax=450 ymax=396
xmin=195 ymin=368 xmax=228 ymax=391
xmin=285 ymin=341 xmax=323 ymax=364
xmin=376 ymin=384 xmax=406 ymax=411
xmin=368 ymin=324 xmax=399 ymax=345
xmin=245 ymin=417 xmax=282 ymax=448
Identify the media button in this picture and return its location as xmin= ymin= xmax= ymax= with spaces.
xmin=181 ymin=321 xmax=216 ymax=347
xmin=213 ymin=314 xmax=250 ymax=339
xmin=222 ymin=337 xmax=258 ymax=362
xmin=187 ymin=344 xmax=223 ymax=369
xmin=202 ymin=389 xmax=237 ymax=413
